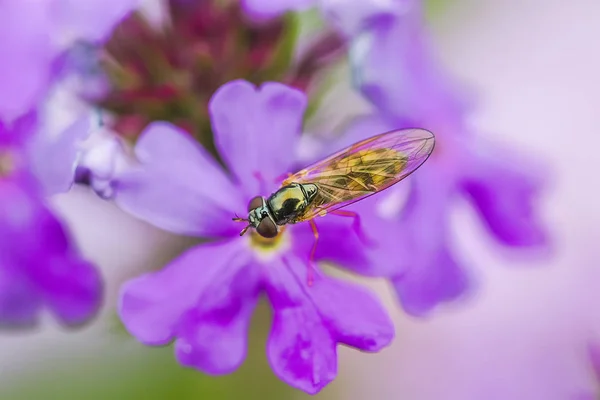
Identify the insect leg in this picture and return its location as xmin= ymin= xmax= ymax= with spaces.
xmin=330 ymin=210 xmax=374 ymax=246
xmin=308 ymin=219 xmax=320 ymax=287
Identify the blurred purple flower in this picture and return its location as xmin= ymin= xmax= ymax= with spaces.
xmin=0 ymin=0 xmax=138 ymax=325
xmin=115 ymin=80 xmax=394 ymax=394
xmin=0 ymin=0 xmax=138 ymax=122
xmin=0 ymin=117 xmax=101 ymax=326
xmin=328 ymin=1 xmax=548 ymax=315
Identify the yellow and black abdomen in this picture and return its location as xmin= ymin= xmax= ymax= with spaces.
xmin=267 ymin=183 xmax=317 ymax=225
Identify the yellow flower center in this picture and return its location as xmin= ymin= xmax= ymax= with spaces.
xmin=0 ymin=152 xmax=14 ymax=177
xmin=249 ymin=226 xmax=289 ymax=255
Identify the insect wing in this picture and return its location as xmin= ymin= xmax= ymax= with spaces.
xmin=284 ymin=128 xmax=435 ymax=221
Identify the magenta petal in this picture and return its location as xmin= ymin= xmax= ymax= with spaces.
xmin=267 ymin=305 xmax=337 ymax=395
xmin=264 ymin=257 xmax=336 ymax=394
xmin=264 ymin=255 xmax=392 ymax=394
xmin=309 ymin=273 xmax=394 ymax=351
xmin=175 ymin=260 xmax=260 ymax=374
xmin=38 ymin=257 xmax=102 ymax=325
xmin=290 ymin=220 xmax=371 ymax=275
xmin=392 ymin=241 xmax=467 ymax=316
xmin=114 ymin=122 xmax=244 ymax=238
xmin=118 ymin=239 xmax=250 ymax=345
xmin=0 ymin=176 xmax=101 ymax=326
xmin=0 ymin=267 xmax=39 ymax=325
xmin=210 ymin=80 xmax=307 ymax=197
xmin=460 ymin=140 xmax=548 ymax=247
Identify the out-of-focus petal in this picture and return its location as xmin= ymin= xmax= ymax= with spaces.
xmin=349 ymin=4 xmax=464 ymax=125
xmin=55 ymin=0 xmax=140 ymax=43
xmin=322 ymin=0 xmax=409 ymax=37
xmin=114 ymin=122 xmax=244 ymax=238
xmin=119 ymin=239 xmax=252 ymax=346
xmin=0 ymin=175 xmax=102 ymax=326
xmin=175 ymin=258 xmax=261 ymax=375
xmin=387 ymin=165 xmax=469 ymax=316
xmin=0 ymin=2 xmax=58 ymax=122
xmin=460 ymin=139 xmax=548 ymax=247
xmin=241 ymin=0 xmax=316 ymax=20
xmin=28 ymin=116 xmax=91 ymax=195
xmin=210 ymin=80 xmax=307 ymax=197
xmin=264 ymin=255 xmax=392 ymax=394
xmin=37 ymin=256 xmax=102 ymax=325
xmin=0 ymin=266 xmax=39 ymax=326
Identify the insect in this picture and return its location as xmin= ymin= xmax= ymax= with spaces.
xmin=233 ymin=128 xmax=435 ymax=282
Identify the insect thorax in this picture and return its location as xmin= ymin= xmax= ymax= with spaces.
xmin=267 ymin=183 xmax=318 ymax=225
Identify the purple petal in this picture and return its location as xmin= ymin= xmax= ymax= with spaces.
xmin=0 ymin=266 xmax=39 ymax=326
xmin=0 ymin=175 xmax=101 ymax=326
xmin=588 ymin=342 xmax=600 ymax=382
xmin=28 ymin=116 xmax=91 ymax=195
xmin=118 ymin=238 xmax=252 ymax=346
xmin=241 ymin=0 xmax=316 ymax=19
xmin=174 ymin=258 xmax=261 ymax=374
xmin=54 ymin=0 xmax=139 ymax=43
xmin=321 ymin=0 xmax=408 ymax=37
xmin=309 ymin=272 xmax=394 ymax=351
xmin=114 ymin=122 xmax=244 ymax=238
xmin=268 ymin=305 xmax=336 ymax=394
xmin=0 ymin=2 xmax=58 ymax=122
xmin=37 ymin=256 xmax=102 ymax=325
xmin=264 ymin=255 xmax=392 ymax=394
xmin=210 ymin=80 xmax=307 ymax=197
xmin=290 ymin=220 xmax=371 ymax=275
xmin=460 ymin=139 xmax=548 ymax=247
xmin=349 ymin=4 xmax=465 ymax=125
xmin=388 ymin=165 xmax=469 ymax=316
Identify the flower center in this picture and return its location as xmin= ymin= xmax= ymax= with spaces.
xmin=249 ymin=226 xmax=288 ymax=252
xmin=0 ymin=152 xmax=15 ymax=177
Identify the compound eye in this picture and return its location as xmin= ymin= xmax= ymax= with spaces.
xmin=256 ymin=217 xmax=277 ymax=238
xmin=247 ymin=196 xmax=264 ymax=212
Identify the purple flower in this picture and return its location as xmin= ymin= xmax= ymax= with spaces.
xmin=0 ymin=0 xmax=138 ymax=122
xmin=0 ymin=117 xmax=101 ymax=326
xmin=323 ymin=1 xmax=549 ymax=315
xmin=115 ymin=80 xmax=394 ymax=394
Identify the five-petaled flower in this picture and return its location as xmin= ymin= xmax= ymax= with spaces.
xmin=115 ymin=80 xmax=394 ymax=394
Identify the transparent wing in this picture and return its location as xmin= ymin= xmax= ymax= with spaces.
xmin=283 ymin=128 xmax=435 ymax=222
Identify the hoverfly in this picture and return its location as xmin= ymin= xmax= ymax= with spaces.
xmin=233 ymin=128 xmax=435 ymax=280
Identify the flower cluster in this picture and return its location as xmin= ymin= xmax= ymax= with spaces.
xmin=0 ymin=0 xmax=555 ymax=396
